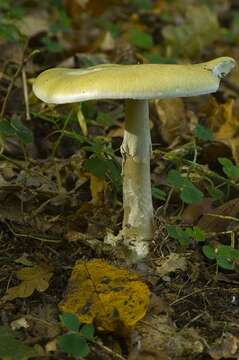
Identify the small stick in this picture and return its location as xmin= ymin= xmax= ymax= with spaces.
xmin=0 ymin=42 xmax=28 ymax=120
xmin=22 ymin=67 xmax=31 ymax=120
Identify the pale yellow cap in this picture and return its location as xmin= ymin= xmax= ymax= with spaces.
xmin=33 ymin=57 xmax=236 ymax=104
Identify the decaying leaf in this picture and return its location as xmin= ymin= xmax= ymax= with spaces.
xmin=198 ymin=197 xmax=239 ymax=233
xmin=60 ymin=259 xmax=150 ymax=332
xmin=182 ymin=198 xmax=213 ymax=225
xmin=205 ymin=98 xmax=239 ymax=164
xmin=3 ymin=264 xmax=54 ymax=301
xmin=11 ymin=318 xmax=29 ymax=331
xmin=155 ymin=98 xmax=189 ymax=144
xmin=154 ymin=253 xmax=187 ymax=278
xmin=90 ymin=174 xmax=105 ymax=206
xmin=162 ymin=5 xmax=220 ymax=57
xmin=209 ymin=333 xmax=239 ymax=359
xmin=129 ymin=314 xmax=204 ymax=359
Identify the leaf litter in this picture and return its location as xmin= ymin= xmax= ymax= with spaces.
xmin=0 ymin=0 xmax=239 ymax=359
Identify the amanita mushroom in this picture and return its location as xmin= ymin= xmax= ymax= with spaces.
xmin=33 ymin=57 xmax=236 ymax=259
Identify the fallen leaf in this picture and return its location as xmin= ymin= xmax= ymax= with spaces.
xmin=11 ymin=318 xmax=29 ymax=331
xmin=129 ymin=314 xmax=204 ymax=359
xmin=60 ymin=259 xmax=150 ymax=332
xmin=90 ymin=174 xmax=105 ymax=206
xmin=162 ymin=5 xmax=220 ymax=57
xmin=3 ymin=264 xmax=54 ymax=301
xmin=17 ymin=10 xmax=50 ymax=38
xmin=182 ymin=198 xmax=213 ymax=225
xmin=99 ymin=31 xmax=116 ymax=51
xmin=154 ymin=253 xmax=187 ymax=278
xmin=209 ymin=333 xmax=239 ymax=359
xmin=205 ymin=98 xmax=239 ymax=164
xmin=155 ymin=98 xmax=189 ymax=144
xmin=198 ymin=197 xmax=239 ymax=233
xmin=45 ymin=339 xmax=57 ymax=353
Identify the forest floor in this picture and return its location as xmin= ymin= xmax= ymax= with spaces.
xmin=1 ymin=1 xmax=239 ymax=359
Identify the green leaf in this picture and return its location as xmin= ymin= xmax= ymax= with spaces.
xmin=217 ymin=257 xmax=235 ymax=270
xmin=132 ymin=0 xmax=153 ymax=11
xmin=167 ymin=225 xmax=191 ymax=246
xmin=203 ymin=245 xmax=216 ymax=260
xmin=0 ymin=120 xmax=16 ymax=135
xmin=60 ymin=313 xmax=81 ymax=332
xmin=180 ymin=182 xmax=204 ymax=204
xmin=41 ymin=36 xmax=64 ymax=53
xmin=143 ymin=52 xmax=177 ymax=64
xmin=129 ymin=28 xmax=153 ymax=49
xmin=185 ymin=226 xmax=205 ymax=242
xmin=105 ymin=159 xmax=121 ymax=187
xmin=50 ymin=9 xmax=71 ymax=33
xmin=216 ymin=245 xmax=239 ymax=270
xmin=218 ymin=157 xmax=239 ymax=179
xmin=152 ymin=187 xmax=167 ymax=200
xmin=96 ymin=19 xmax=121 ymax=37
xmin=0 ymin=326 xmax=37 ymax=360
xmin=167 ymin=169 xmax=185 ymax=188
xmin=97 ymin=112 xmax=114 ymax=127
xmin=207 ymin=186 xmax=224 ymax=201
xmin=193 ymin=123 xmax=213 ymax=141
xmin=11 ymin=117 xmax=33 ymax=144
xmin=80 ymin=324 xmax=95 ymax=339
xmin=85 ymin=158 xmax=108 ymax=178
xmin=58 ymin=332 xmax=90 ymax=358
xmin=0 ymin=23 xmax=22 ymax=42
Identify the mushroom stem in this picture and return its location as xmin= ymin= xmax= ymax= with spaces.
xmin=121 ymin=99 xmax=154 ymax=258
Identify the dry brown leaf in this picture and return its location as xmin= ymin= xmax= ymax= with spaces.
xmin=154 ymin=253 xmax=187 ymax=278
xmin=205 ymin=98 xmax=239 ymax=164
xmin=182 ymin=198 xmax=213 ymax=225
xmin=17 ymin=10 xmax=50 ymax=37
xmin=98 ymin=32 xmax=116 ymax=52
xmin=155 ymin=98 xmax=189 ymax=144
xmin=60 ymin=259 xmax=150 ymax=332
xmin=162 ymin=5 xmax=220 ymax=57
xmin=129 ymin=314 xmax=204 ymax=359
xmin=197 ymin=197 xmax=239 ymax=233
xmin=3 ymin=264 xmax=54 ymax=301
xmin=209 ymin=333 xmax=239 ymax=359
xmin=90 ymin=174 xmax=105 ymax=206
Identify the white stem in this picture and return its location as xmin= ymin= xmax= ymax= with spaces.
xmin=120 ymin=99 xmax=154 ymax=258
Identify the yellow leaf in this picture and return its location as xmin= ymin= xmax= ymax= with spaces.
xmin=205 ymin=98 xmax=239 ymax=164
xmin=155 ymin=98 xmax=189 ymax=144
xmin=90 ymin=174 xmax=105 ymax=206
xmin=3 ymin=264 xmax=54 ymax=301
xmin=60 ymin=259 xmax=150 ymax=332
xmin=162 ymin=5 xmax=220 ymax=57
xmin=77 ymin=106 xmax=88 ymax=136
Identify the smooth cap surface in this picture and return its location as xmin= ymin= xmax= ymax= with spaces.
xmin=33 ymin=57 xmax=236 ymax=104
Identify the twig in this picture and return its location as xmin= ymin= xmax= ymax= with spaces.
xmin=22 ymin=67 xmax=31 ymax=120
xmin=51 ymin=110 xmax=73 ymax=158
xmin=92 ymin=339 xmax=127 ymax=360
xmin=0 ymin=42 xmax=28 ymax=119
xmin=5 ymin=221 xmax=62 ymax=243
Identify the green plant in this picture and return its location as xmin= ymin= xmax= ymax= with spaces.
xmin=167 ymin=169 xmax=204 ymax=204
xmin=167 ymin=225 xmax=205 ymax=246
xmin=203 ymin=244 xmax=239 ymax=270
xmin=129 ymin=28 xmax=154 ymax=49
xmin=0 ymin=117 xmax=33 ymax=145
xmin=58 ymin=313 xmax=95 ymax=358
xmin=218 ymin=157 xmax=239 ymax=179
xmin=193 ymin=123 xmax=213 ymax=141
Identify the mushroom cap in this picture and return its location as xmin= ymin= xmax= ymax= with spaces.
xmin=33 ymin=57 xmax=236 ymax=104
